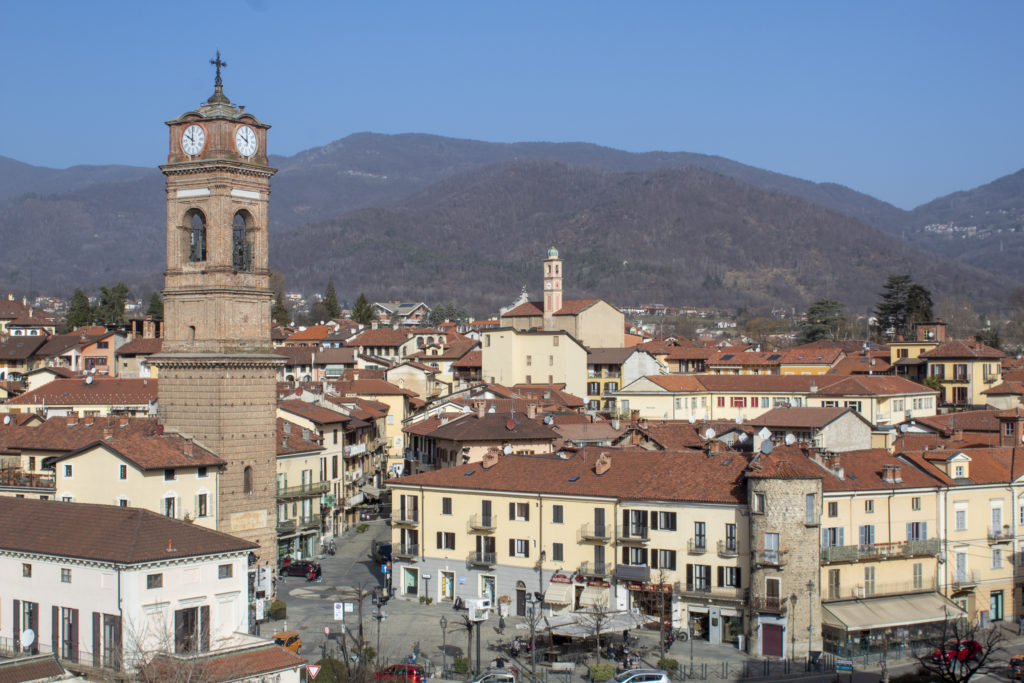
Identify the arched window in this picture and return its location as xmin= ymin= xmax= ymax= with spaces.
xmin=189 ymin=212 xmax=206 ymax=262
xmin=243 ymin=466 xmax=254 ymax=495
xmin=232 ymin=212 xmax=252 ymax=271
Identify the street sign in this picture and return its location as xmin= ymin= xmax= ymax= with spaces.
xmin=323 ymin=625 xmax=331 ymax=636
xmin=422 ymin=573 xmax=432 ymax=580
xmin=344 ymin=601 xmax=354 ymax=613
xmin=307 ymin=664 xmax=321 ymax=679
xmin=334 ymin=602 xmax=344 ymax=620
xmin=836 ymin=659 xmax=854 ymax=672
xmin=255 ymin=599 xmax=265 ymax=621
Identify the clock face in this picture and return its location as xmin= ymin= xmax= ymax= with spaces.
xmin=181 ymin=125 xmax=205 ymax=156
xmin=235 ymin=126 xmax=258 ymax=157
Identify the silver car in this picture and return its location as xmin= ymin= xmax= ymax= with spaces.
xmin=612 ymin=670 xmax=671 ymax=683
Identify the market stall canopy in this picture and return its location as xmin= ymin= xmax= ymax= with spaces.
xmin=546 ymin=610 xmax=655 ymax=638
xmin=822 ymin=593 xmax=965 ymax=632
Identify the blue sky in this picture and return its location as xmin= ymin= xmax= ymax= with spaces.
xmin=1 ymin=1 xmax=1021 ymax=209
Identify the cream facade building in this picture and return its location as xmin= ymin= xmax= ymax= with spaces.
xmin=481 ymin=328 xmax=588 ymax=399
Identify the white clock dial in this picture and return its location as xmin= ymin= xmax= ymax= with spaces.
xmin=181 ymin=125 xmax=205 ymax=156
xmin=235 ymin=125 xmax=258 ymax=157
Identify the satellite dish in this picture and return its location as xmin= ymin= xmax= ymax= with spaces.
xmin=738 ymin=433 xmax=749 ymax=443
xmin=757 ymin=427 xmax=772 ymax=440
xmin=90 ymin=367 xmax=97 ymax=374
xmin=899 ymin=424 xmax=908 ymax=434
xmin=558 ymin=451 xmax=568 ymax=459
xmin=704 ymin=428 xmax=716 ymax=440
xmin=20 ymin=629 xmax=35 ymax=650
xmin=688 ymin=416 xmax=696 ymax=424
xmin=544 ymin=415 xmax=554 ymax=425
xmin=785 ymin=433 xmax=797 ymax=446
xmin=85 ymin=376 xmax=94 ymax=385
xmin=1020 ymin=432 xmax=1024 ymax=445
xmin=3 ymin=415 xmax=10 ymax=425
xmin=735 ymin=416 xmax=743 ymax=425
xmin=503 ymin=444 xmax=512 ymax=455
xmin=760 ymin=440 xmax=775 ymax=455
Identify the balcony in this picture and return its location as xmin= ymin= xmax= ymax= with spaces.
xmin=952 ymin=571 xmax=979 ymax=591
xmin=298 ymin=514 xmax=322 ymax=530
xmin=616 ymin=525 xmax=650 ymax=544
xmin=345 ymin=492 xmax=365 ymax=508
xmin=579 ymin=561 xmax=610 ymax=578
xmin=468 ymin=551 xmax=496 ymax=568
xmin=824 ymin=576 xmax=938 ymax=601
xmin=468 ymin=514 xmax=496 ymax=532
xmin=394 ymin=544 xmax=419 ymax=560
xmin=688 ymin=538 xmax=707 ymax=555
xmin=345 ymin=442 xmax=368 ymax=457
xmin=615 ymin=564 xmax=650 ymax=582
xmin=820 ymin=538 xmax=940 ymax=565
xmin=394 ymin=510 xmax=420 ymax=526
xmin=718 ymin=540 xmax=738 ymax=558
xmin=276 ymin=519 xmax=297 ymax=535
xmin=579 ymin=523 xmax=610 ymax=542
xmin=754 ymin=549 xmax=787 ymax=568
xmin=678 ymin=583 xmax=746 ymax=602
xmin=0 ymin=469 xmax=55 ymax=490
xmin=988 ymin=526 xmax=1013 ymax=544
xmin=751 ymin=596 xmax=786 ymax=613
xmin=276 ymin=481 xmax=330 ymax=500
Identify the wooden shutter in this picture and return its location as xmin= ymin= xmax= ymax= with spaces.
xmin=717 ymin=566 xmax=724 ymax=587
xmin=651 ymin=513 xmax=659 ymax=531
xmin=174 ymin=609 xmax=184 ymax=653
xmin=112 ymin=616 xmax=122 ymax=672
xmin=651 ymin=550 xmax=658 ymax=569
xmin=622 ymin=546 xmax=629 ymax=564
xmin=70 ymin=609 xmax=79 ymax=663
xmin=686 ymin=564 xmax=693 ymax=586
xmin=13 ymin=600 xmax=20 ymax=646
xmin=736 ymin=568 xmax=742 ymax=588
xmin=622 ymin=509 xmax=629 ymax=535
xmin=510 ymin=502 xmax=516 ymax=520
xmin=200 ymin=605 xmax=210 ymax=652
xmin=524 ymin=504 xmax=529 ymax=521
xmin=437 ymin=532 xmax=443 ymax=549
xmin=92 ymin=613 xmax=101 ymax=668
xmin=52 ymin=606 xmax=59 ymax=656
xmin=509 ymin=538 xmax=516 ymax=557
xmin=524 ymin=543 xmax=529 ymax=558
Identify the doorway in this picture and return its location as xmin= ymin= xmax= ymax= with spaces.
xmin=516 ymin=581 xmax=527 ymax=617
xmin=441 ymin=571 xmax=455 ymax=602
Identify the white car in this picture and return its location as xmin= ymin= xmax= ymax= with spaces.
xmin=612 ymin=670 xmax=671 ymax=683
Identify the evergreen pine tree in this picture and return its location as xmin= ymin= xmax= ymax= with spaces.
xmin=146 ymin=292 xmax=163 ymax=319
xmin=352 ymin=293 xmax=376 ymax=326
xmin=323 ymin=280 xmax=341 ymax=319
xmin=798 ymin=298 xmax=847 ymax=343
xmin=272 ymin=292 xmax=291 ymax=325
xmin=97 ymin=283 xmax=131 ymax=326
xmin=66 ymin=288 xmax=93 ymax=330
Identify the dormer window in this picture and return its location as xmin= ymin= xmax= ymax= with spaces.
xmin=955 ymin=465 xmax=964 ymax=478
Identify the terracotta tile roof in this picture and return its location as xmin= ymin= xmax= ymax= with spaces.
xmin=778 ymin=348 xmax=845 ymax=365
xmin=452 ymin=350 xmax=482 ymax=368
xmin=745 ymin=445 xmax=825 ymax=479
xmin=512 ymin=384 xmax=586 ymax=408
xmin=828 ymin=353 xmax=891 ymax=375
xmin=643 ymin=375 xmax=709 ymax=392
xmin=116 ymin=337 xmax=162 ymax=355
xmin=285 ymin=324 xmax=334 ymax=342
xmin=0 ymin=416 xmax=159 ymax=453
xmin=393 ymin=446 xmax=749 ymax=504
xmin=0 ymin=496 xmax=256 ymax=563
xmin=279 ymin=399 xmax=350 ymax=425
xmin=6 ymin=312 xmax=55 ymax=327
xmin=587 ymin=347 xmax=638 ymax=365
xmin=0 ymin=655 xmax=66 ymax=683
xmin=555 ymin=421 xmax=626 ymax=444
xmin=141 ymin=645 xmax=307 ymax=682
xmin=403 ymin=412 xmax=465 ymax=436
xmin=25 ymin=366 xmax=78 ymax=379
xmin=791 ymin=340 xmax=884 ymax=353
xmin=426 ymin=411 xmax=559 ymax=442
xmin=346 ymin=328 xmax=411 ymax=348
xmin=893 ymin=432 xmax=1000 ymax=452
xmin=629 ymin=420 xmax=706 ymax=450
xmin=314 ymin=347 xmax=358 ymax=364
xmin=333 ymin=378 xmax=416 ymax=397
xmin=664 ymin=346 xmax=716 ymax=361
xmin=814 ymin=375 xmax=935 ymax=397
xmin=920 ymin=339 xmax=1005 ymax=360
xmin=912 ymin=409 xmax=1001 ymax=434
xmin=277 ymin=418 xmax=324 ymax=455
xmin=55 ymin=433 xmax=224 ymax=470
xmin=983 ymin=381 xmax=1024 ymax=396
xmin=0 ymin=300 xmax=30 ymax=319
xmin=5 ymin=377 xmax=157 ymax=406
xmin=449 ymin=396 xmax=530 ymax=414
xmin=746 ymin=407 xmax=858 ymax=429
xmin=0 ymin=381 xmax=26 ymax=396
xmin=409 ymin=339 xmax=479 ymax=362
xmin=708 ymin=351 xmax=782 ymax=367
xmin=338 ymin=369 xmax=387 ymax=381
xmin=271 ymin=324 xmax=294 ymax=341
xmin=502 ymin=299 xmax=602 ymax=317
xmin=277 ymin=346 xmax=314 ymax=365
xmin=820 ymin=448 xmax=942 ymax=491
xmin=0 ymin=336 xmax=46 ymax=361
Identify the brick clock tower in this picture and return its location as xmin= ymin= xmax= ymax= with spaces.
xmin=151 ymin=54 xmax=282 ymax=570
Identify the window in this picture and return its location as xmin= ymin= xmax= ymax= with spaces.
xmin=752 ymin=492 xmax=765 ymax=514
xmin=588 ymin=382 xmax=601 ymax=396
xmin=164 ymin=496 xmax=175 ymax=518
xmin=912 ymin=496 xmax=921 ymax=511
xmin=197 ymin=493 xmax=208 ymax=518
xmin=441 ymin=497 xmax=452 ymax=515
xmin=844 ymin=400 xmax=862 ymax=413
xmin=243 ymin=466 xmax=254 ymax=495
xmin=387 ymin=415 xmax=395 ymax=425
xmin=822 ymin=400 xmax=839 ymax=408
xmin=552 ymin=336 xmax=560 ymax=347
xmin=64 ymin=464 xmax=73 ymax=478
xmin=60 ymin=606 xmax=78 ymax=661
xmin=930 ymin=364 xmax=945 ymax=379
xmin=510 ymin=539 xmax=529 ymax=558
xmin=828 ymin=569 xmax=841 ymax=599
xmin=955 ymin=465 xmax=965 ymax=478
xmin=693 ymin=522 xmax=706 ymax=551
xmin=827 ymin=501 xmax=838 ymax=517
xmin=510 ymin=502 xmax=529 ymax=521
xmin=232 ymin=213 xmax=252 ymax=271
xmin=653 ymin=511 xmax=677 ymax=531
xmin=893 ymin=399 xmax=905 ymax=412
xmin=822 ymin=527 xmax=844 ymax=547
xmin=147 ymin=573 xmax=163 ymax=589
xmin=549 ymin=542 xmax=563 ymax=562
xmin=436 ymin=532 xmax=456 ymax=550
xmin=197 ymin=466 xmax=208 ymax=478
xmin=189 ymin=212 xmax=207 ymax=262
xmin=955 ymin=506 xmax=967 ymax=530
xmin=720 ymin=566 xmax=740 ymax=587
xmin=717 ymin=397 xmax=725 ymax=407
xmin=993 ymin=548 xmax=1003 ymax=569
xmin=864 ymin=499 xmax=874 ymax=513
xmin=552 ymin=505 xmax=564 ymax=524
xmin=61 ymin=568 xmax=71 ymax=583
xmin=119 ymin=464 xmax=127 ymax=480
xmin=864 ymin=566 xmax=876 ymax=595
xmin=173 ymin=606 xmax=209 ymax=654
xmin=805 ymin=494 xmax=817 ymax=525
xmin=164 ymin=469 xmax=175 ymax=481
xmin=526 ymin=355 xmax=532 ymax=366
xmin=625 ymin=547 xmax=648 ymax=565
xmin=653 ymin=549 xmax=677 ymax=570
xmin=858 ymin=524 xmax=875 ymax=546
xmin=954 ymin=364 xmax=968 ymax=381
xmin=730 ymin=396 xmax=747 ymax=408
xmin=689 ymin=564 xmax=712 ymax=590
xmin=118 ymin=498 xmax=128 ymax=507
xmin=218 ymin=564 xmax=233 ymax=579
xmin=913 ymin=562 xmax=923 ymax=590
xmin=484 ymin=335 xmax=490 ymax=347
xmin=23 ymin=562 xmax=31 ymax=577
xmin=907 ymin=521 xmax=927 ymax=541
xmin=725 ymin=523 xmax=737 ymax=552
xmin=62 ymin=495 xmax=73 ymax=502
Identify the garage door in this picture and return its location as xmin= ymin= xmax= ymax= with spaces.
xmin=762 ymin=624 xmax=783 ymax=657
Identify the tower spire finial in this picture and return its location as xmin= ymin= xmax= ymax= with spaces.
xmin=210 ymin=50 xmax=227 ymax=88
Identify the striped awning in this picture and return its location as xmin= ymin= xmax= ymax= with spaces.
xmin=579 ymin=585 xmax=609 ymax=608
xmin=544 ymin=581 xmax=574 ymax=605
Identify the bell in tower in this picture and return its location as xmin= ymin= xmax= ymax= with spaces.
xmin=151 ymin=53 xmax=283 ymax=570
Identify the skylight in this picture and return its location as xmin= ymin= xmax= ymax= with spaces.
xmin=569 ymin=475 xmax=580 ymax=482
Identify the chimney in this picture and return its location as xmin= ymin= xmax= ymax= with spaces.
xmin=476 ymin=401 xmax=486 ymax=419
xmin=66 ymin=415 xmax=77 ymax=427
xmin=630 ymin=409 xmax=640 ymax=427
xmin=482 ymin=447 xmax=500 ymax=469
xmin=881 ymin=463 xmax=902 ymax=484
xmin=595 ymin=452 xmax=611 ymax=475
xmin=527 ymin=404 xmax=537 ymax=420
xmin=103 ymin=427 xmax=113 ymax=440
xmin=830 ymin=454 xmax=844 ymax=480
xmin=119 ymin=417 xmax=129 ymax=428
xmin=611 ymin=418 xmax=620 ymax=430
xmin=184 ymin=439 xmax=193 ymax=457
xmin=953 ymin=428 xmax=964 ymax=442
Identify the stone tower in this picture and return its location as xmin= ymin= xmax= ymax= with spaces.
xmin=151 ymin=56 xmax=282 ymax=567
xmin=542 ymin=246 xmax=563 ymax=331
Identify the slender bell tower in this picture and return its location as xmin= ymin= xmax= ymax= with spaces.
xmin=542 ymin=246 xmax=563 ymax=331
xmin=151 ymin=54 xmax=282 ymax=566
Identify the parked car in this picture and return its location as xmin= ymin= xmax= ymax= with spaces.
xmin=612 ymin=670 xmax=671 ymax=683
xmin=371 ymin=541 xmax=392 ymax=564
xmin=470 ymin=671 xmax=518 ymax=683
xmin=280 ymin=561 xmax=321 ymax=578
xmin=1007 ymin=654 xmax=1024 ymax=678
xmin=930 ymin=639 xmax=982 ymax=664
xmin=376 ymin=664 xmax=425 ymax=683
xmin=273 ymin=631 xmax=302 ymax=654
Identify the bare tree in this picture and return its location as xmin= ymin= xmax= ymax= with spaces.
xmin=576 ymin=601 xmax=617 ymax=663
xmin=913 ymin=617 xmax=1003 ymax=683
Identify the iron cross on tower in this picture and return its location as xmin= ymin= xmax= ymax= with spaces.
xmin=210 ymin=50 xmax=227 ymax=87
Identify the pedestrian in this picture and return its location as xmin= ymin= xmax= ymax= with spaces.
xmin=499 ymin=614 xmax=506 ymax=633
xmin=1018 ymin=614 xmax=1023 ymax=636
xmin=623 ymin=629 xmax=630 ymax=645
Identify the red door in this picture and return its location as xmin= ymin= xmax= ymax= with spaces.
xmin=762 ymin=624 xmax=783 ymax=657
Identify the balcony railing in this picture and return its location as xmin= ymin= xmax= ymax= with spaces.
xmin=345 ymin=442 xmax=368 ymax=457
xmin=688 ymin=539 xmax=707 ymax=555
xmin=754 ymin=549 xmax=787 ymax=568
xmin=395 ymin=510 xmax=419 ymax=526
xmin=579 ymin=523 xmax=610 ymax=542
xmin=346 ymin=493 xmax=365 ymax=508
xmin=820 ymin=538 xmax=940 ymax=565
xmin=0 ymin=470 xmax=56 ymax=490
xmin=393 ymin=544 xmax=419 ymax=560
xmin=718 ymin=540 xmax=738 ymax=558
xmin=467 ymin=551 xmax=496 ymax=567
xmin=615 ymin=564 xmax=649 ymax=582
xmin=988 ymin=526 xmax=1013 ymax=543
xmin=276 ymin=481 xmax=330 ymax=500
xmin=952 ymin=571 xmax=980 ymax=590
xmin=468 ymin=514 xmax=496 ymax=531
xmin=824 ymin=576 xmax=938 ymax=601
xmin=751 ymin=596 xmax=786 ymax=613
xmin=579 ymin=561 xmax=610 ymax=578
xmin=616 ymin=525 xmax=650 ymax=544
xmin=276 ymin=519 xmax=297 ymax=534
xmin=298 ymin=514 xmax=322 ymax=530
xmin=678 ymin=583 xmax=746 ymax=601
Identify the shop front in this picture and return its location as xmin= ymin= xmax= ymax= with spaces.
xmin=625 ymin=581 xmax=676 ymax=628
xmin=822 ymin=592 xmax=966 ymax=658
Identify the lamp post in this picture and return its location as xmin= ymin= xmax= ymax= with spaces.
xmin=806 ymin=579 xmax=815 ymax=670
xmin=526 ymin=592 xmax=541 ymax=679
xmin=440 ymin=616 xmax=448 ymax=678
xmin=688 ymin=612 xmax=695 ymax=678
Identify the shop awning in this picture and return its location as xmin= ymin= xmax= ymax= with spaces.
xmin=579 ymin=585 xmax=609 ymax=609
xmin=544 ymin=581 xmax=574 ymax=605
xmin=362 ymin=484 xmax=381 ymax=499
xmin=822 ymin=592 xmax=965 ymax=632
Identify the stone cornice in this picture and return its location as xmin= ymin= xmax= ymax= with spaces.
xmin=160 ymin=161 xmax=276 ymax=179
xmin=149 ymin=353 xmax=286 ymax=369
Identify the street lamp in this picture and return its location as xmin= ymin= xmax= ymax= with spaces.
xmin=688 ymin=612 xmax=695 ymax=678
xmin=439 ymin=616 xmax=448 ymax=678
xmin=806 ymin=579 xmax=815 ymax=670
xmin=526 ymin=591 xmax=542 ymax=679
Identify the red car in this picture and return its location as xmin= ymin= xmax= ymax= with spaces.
xmin=930 ymin=640 xmax=982 ymax=664
xmin=376 ymin=664 xmax=426 ymax=683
